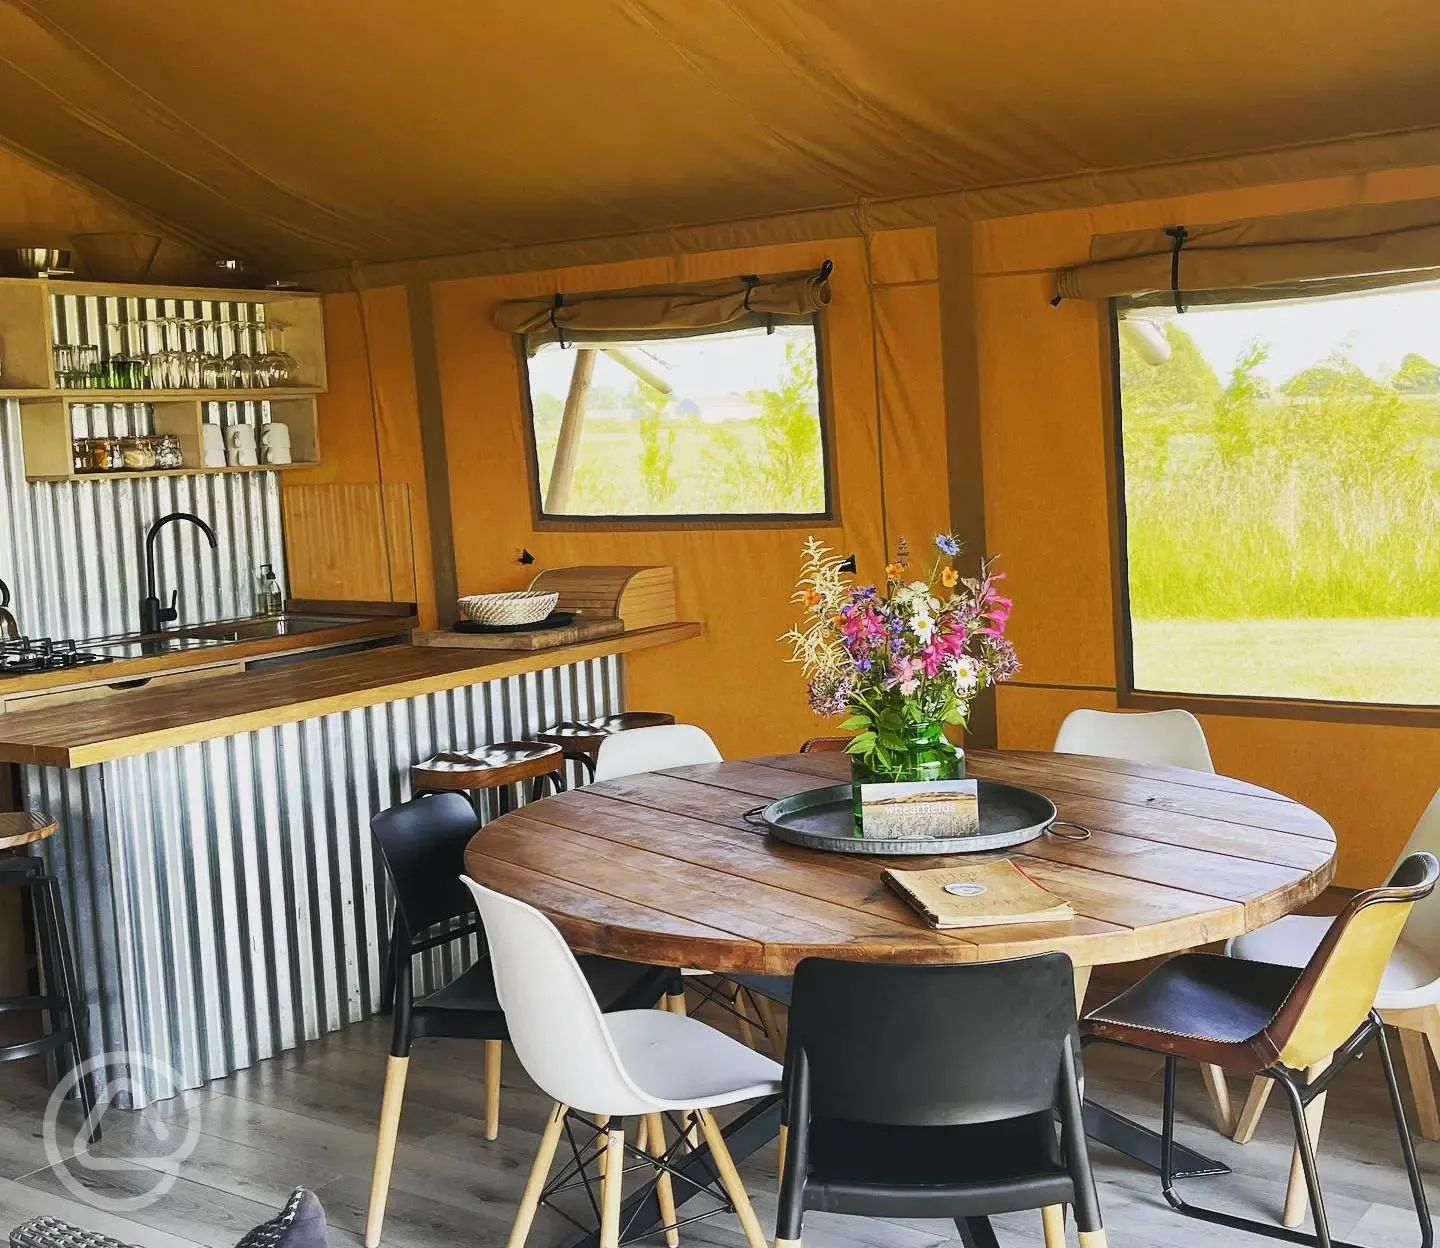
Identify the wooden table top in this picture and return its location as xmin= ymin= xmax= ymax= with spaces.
xmin=0 ymin=623 xmax=700 ymax=769
xmin=463 ymin=749 xmax=1336 ymax=974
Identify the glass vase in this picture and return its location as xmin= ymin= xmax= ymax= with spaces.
xmin=850 ymin=721 xmax=965 ymax=836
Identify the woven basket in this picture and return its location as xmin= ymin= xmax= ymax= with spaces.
xmin=457 ymin=590 xmax=558 ymax=627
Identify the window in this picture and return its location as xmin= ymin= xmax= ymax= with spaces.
xmin=523 ymin=320 xmax=829 ymax=520
xmin=1115 ymin=281 xmax=1440 ymax=706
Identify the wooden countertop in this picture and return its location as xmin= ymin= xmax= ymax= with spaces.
xmin=0 ymin=614 xmax=413 ymax=701
xmin=0 ymin=623 xmax=701 ymax=768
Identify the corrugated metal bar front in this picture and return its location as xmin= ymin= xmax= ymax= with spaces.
xmin=24 ymin=654 xmax=622 ymax=1108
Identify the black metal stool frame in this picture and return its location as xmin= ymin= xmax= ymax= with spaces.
xmin=0 ymin=856 xmax=98 ymax=1139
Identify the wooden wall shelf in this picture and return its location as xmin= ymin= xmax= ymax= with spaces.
xmin=0 ymin=277 xmax=327 ymax=483
xmin=18 ymin=394 xmax=320 ymax=482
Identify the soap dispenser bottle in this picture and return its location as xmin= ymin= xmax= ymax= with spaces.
xmin=256 ymin=564 xmax=283 ymax=616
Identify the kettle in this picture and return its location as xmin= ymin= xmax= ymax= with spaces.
xmin=0 ymin=579 xmax=18 ymax=642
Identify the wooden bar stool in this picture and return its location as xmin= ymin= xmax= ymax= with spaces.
xmin=536 ymin=711 xmax=675 ymax=781
xmin=0 ymin=811 xmax=98 ymax=1137
xmin=409 ymin=741 xmax=566 ymax=817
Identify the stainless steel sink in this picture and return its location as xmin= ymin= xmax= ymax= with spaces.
xmin=169 ymin=613 xmax=361 ymax=643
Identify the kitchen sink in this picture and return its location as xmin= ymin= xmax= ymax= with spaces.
xmin=169 ymin=613 xmax=362 ymax=643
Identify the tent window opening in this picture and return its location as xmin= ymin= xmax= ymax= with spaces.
xmin=1114 ymin=279 xmax=1440 ymax=707
xmin=522 ymin=319 xmax=831 ymax=520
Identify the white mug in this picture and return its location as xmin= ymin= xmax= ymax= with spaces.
xmin=226 ymin=425 xmax=257 ymax=449
xmin=261 ymin=422 xmax=291 ymax=446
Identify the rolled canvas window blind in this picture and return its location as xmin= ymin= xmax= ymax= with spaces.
xmin=1055 ymin=200 xmax=1440 ymax=304
xmin=495 ymin=262 xmax=832 ymax=353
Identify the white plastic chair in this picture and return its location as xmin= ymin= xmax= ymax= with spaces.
xmin=1053 ymin=707 xmax=1234 ymax=1134
xmin=459 ymin=875 xmax=780 ymax=1248
xmin=1053 ymin=707 xmax=1215 ymax=773
xmin=1226 ymin=786 xmax=1440 ymax=1226
xmin=593 ymin=723 xmax=723 ymax=782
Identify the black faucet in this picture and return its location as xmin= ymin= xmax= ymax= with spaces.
xmin=140 ymin=512 xmax=218 ymax=634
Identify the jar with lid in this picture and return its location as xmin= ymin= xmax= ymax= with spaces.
xmin=118 ymin=436 xmax=157 ymax=471
xmin=88 ymin=437 xmax=122 ymax=472
xmin=153 ymin=434 xmax=184 ymax=470
xmin=71 ymin=438 xmax=92 ymax=474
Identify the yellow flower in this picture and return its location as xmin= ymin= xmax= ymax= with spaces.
xmin=941 ymin=567 xmax=958 ymax=588
xmin=885 ymin=562 xmax=904 ymax=580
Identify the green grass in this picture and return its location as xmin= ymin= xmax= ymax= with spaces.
xmin=1132 ymin=617 xmax=1440 ymax=704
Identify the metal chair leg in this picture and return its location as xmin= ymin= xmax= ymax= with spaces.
xmin=1276 ymin=1069 xmax=1333 ymax=1248
xmin=34 ymin=871 xmax=98 ymax=1141
xmin=1373 ymin=1015 xmax=1435 ymax=1248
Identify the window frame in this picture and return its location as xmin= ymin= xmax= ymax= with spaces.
xmin=1106 ymin=297 xmax=1440 ymax=728
xmin=516 ymin=312 xmax=839 ymax=531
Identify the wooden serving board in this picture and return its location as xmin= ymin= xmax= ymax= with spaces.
xmin=412 ymin=617 xmax=625 ymax=651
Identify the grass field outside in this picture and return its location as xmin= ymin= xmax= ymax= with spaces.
xmin=1119 ymin=289 xmax=1440 ymax=705
xmin=1132 ymin=617 xmax=1440 ymax=704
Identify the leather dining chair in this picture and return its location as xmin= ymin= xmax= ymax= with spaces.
xmin=1083 ymin=852 xmax=1439 ymax=1248
xmin=460 ymin=874 xmax=781 ymax=1248
xmin=1225 ymin=785 xmax=1440 ymax=1223
xmin=775 ymin=953 xmax=1108 ymax=1248
xmin=1052 ymin=705 xmax=1234 ymax=1133
xmin=363 ymin=793 xmax=680 ymax=1248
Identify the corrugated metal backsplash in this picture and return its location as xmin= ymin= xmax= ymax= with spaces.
xmin=0 ymin=401 xmax=285 ymax=640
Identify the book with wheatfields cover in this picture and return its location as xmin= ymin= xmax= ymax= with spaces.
xmin=883 ymin=860 xmax=1074 ymax=929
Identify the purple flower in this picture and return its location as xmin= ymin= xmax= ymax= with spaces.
xmin=935 ymin=533 xmax=961 ymax=556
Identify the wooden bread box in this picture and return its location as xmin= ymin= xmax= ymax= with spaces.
xmin=527 ymin=566 xmax=676 ymax=630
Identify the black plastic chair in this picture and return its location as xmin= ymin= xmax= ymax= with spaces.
xmin=363 ymin=792 xmax=682 ymax=1248
xmin=776 ymin=953 xmax=1107 ymax=1248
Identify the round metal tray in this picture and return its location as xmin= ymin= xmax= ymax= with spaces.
xmin=751 ymin=781 xmax=1060 ymax=855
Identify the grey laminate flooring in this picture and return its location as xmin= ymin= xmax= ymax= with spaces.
xmin=0 ymin=1009 xmax=1434 ymax=1248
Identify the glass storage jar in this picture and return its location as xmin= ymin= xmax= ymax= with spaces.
xmin=153 ymin=434 xmax=184 ymax=469
xmin=118 ymin=436 xmax=157 ymax=471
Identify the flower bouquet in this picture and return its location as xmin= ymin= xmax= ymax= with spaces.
xmin=783 ymin=534 xmax=1018 ymax=805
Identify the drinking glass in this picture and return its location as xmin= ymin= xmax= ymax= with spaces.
xmin=258 ymin=323 xmax=299 ymax=388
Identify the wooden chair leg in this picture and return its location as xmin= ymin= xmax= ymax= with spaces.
xmin=730 ymin=985 xmax=757 ymax=1049
xmin=1072 ymin=965 xmax=1092 ymax=1014
xmin=508 ymin=1102 xmax=568 ymax=1248
xmin=484 ymin=1039 xmax=502 ymax=1141
xmin=1041 ymin=1204 xmax=1067 ymax=1247
xmin=644 ymin=1113 xmax=679 ymax=1248
xmin=776 ymin=1122 xmax=788 ymax=1195
xmin=750 ymin=993 xmax=784 ymax=1058
xmin=1076 ymin=1233 xmax=1108 ymax=1247
xmin=600 ymin=1127 xmax=625 ymax=1248
xmin=1232 ymin=1076 xmax=1273 ymax=1143
xmin=1282 ymin=1056 xmax=1332 ymax=1228
xmin=697 ymin=1109 xmax=767 ymax=1248
xmin=595 ymin=1113 xmax=611 ymax=1180
xmin=666 ymin=990 xmax=688 ymax=1017
xmin=1200 ymin=1063 xmax=1234 ymax=1135
xmin=364 ymin=1055 xmax=410 ymax=1247
xmin=1397 ymin=1024 xmax=1440 ymax=1141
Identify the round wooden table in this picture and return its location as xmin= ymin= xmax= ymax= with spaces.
xmin=464 ymin=749 xmax=1337 ymax=1239
xmin=463 ymin=748 xmax=1336 ymax=986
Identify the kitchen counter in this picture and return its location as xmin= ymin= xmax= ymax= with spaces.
xmin=0 ymin=621 xmax=700 ymax=766
xmin=0 ymin=610 xmax=414 ymax=703
xmin=14 ymin=615 xmax=699 ymax=1105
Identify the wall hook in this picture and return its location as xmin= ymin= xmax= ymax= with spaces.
xmin=517 ymin=548 xmax=536 ymax=565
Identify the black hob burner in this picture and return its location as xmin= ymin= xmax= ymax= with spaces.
xmin=0 ymin=637 xmax=114 ymax=677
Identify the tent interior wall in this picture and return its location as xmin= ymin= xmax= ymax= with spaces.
xmin=6 ymin=105 xmax=1440 ymax=891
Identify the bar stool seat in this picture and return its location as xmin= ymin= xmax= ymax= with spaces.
xmin=411 ymin=741 xmax=564 ymax=794
xmin=0 ymin=811 xmax=98 ymax=1137
xmin=536 ymin=711 xmax=676 ymax=780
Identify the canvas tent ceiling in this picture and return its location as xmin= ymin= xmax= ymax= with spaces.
xmin=3 ymin=0 xmax=1440 ymax=274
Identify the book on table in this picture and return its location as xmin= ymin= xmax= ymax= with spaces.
xmin=883 ymin=859 xmax=1074 ymax=929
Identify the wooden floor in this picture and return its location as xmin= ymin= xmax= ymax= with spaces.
xmin=0 ymin=1004 xmax=1435 ymax=1248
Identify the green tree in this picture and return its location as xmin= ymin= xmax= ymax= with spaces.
xmin=740 ymin=338 xmax=824 ymax=510
xmin=629 ymin=381 xmax=677 ymax=507
xmin=1118 ymin=321 xmax=1221 ymax=411
xmin=1212 ymin=341 xmax=1269 ymax=465
xmin=1392 ymin=353 xmax=1440 ymax=394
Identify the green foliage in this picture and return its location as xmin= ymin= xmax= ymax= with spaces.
xmin=1393 ymin=353 xmax=1440 ymax=394
xmin=1122 ymin=325 xmax=1440 ymax=621
xmin=629 ymin=381 xmax=677 ymax=507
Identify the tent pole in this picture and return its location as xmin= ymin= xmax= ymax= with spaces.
xmin=545 ymin=348 xmax=597 ymax=514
